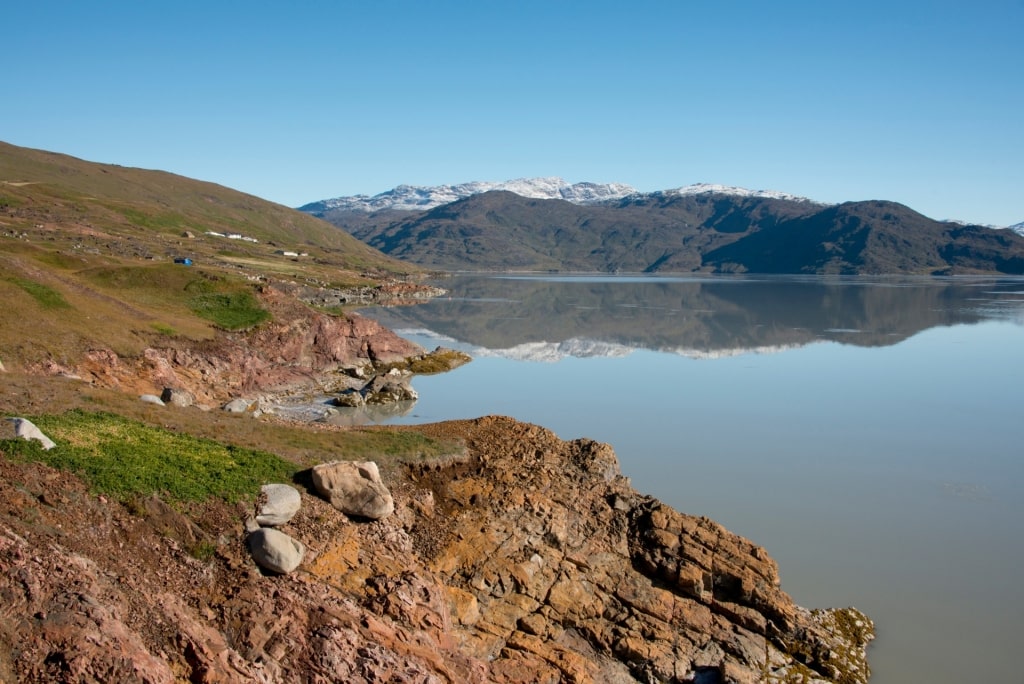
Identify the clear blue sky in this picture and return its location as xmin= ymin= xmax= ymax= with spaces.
xmin=3 ymin=1 xmax=1022 ymax=225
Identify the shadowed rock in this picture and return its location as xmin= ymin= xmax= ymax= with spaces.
xmin=247 ymin=527 xmax=305 ymax=574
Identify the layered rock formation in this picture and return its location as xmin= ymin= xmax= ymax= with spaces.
xmin=0 ymin=415 xmax=872 ymax=683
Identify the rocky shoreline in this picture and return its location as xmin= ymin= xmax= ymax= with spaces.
xmin=0 ymin=413 xmax=873 ymax=684
xmin=0 ymin=284 xmax=873 ymax=683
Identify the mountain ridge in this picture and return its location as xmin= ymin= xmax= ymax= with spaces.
xmin=310 ymin=188 xmax=1024 ymax=275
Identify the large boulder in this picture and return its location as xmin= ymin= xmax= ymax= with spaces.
xmin=7 ymin=418 xmax=56 ymax=450
xmin=247 ymin=527 xmax=305 ymax=574
xmin=255 ymin=484 xmax=301 ymax=527
xmin=311 ymin=460 xmax=394 ymax=520
xmin=361 ymin=371 xmax=418 ymax=405
xmin=160 ymin=387 xmax=195 ymax=408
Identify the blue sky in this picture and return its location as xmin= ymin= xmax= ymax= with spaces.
xmin=3 ymin=1 xmax=1022 ymax=225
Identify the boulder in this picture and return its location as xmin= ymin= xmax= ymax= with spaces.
xmin=160 ymin=387 xmax=194 ymax=408
xmin=139 ymin=394 xmax=165 ymax=406
xmin=255 ymin=484 xmax=301 ymax=527
xmin=311 ymin=460 xmax=394 ymax=520
xmin=247 ymin=528 xmax=305 ymax=574
xmin=361 ymin=372 xmax=418 ymax=405
xmin=7 ymin=418 xmax=56 ymax=450
xmin=222 ymin=398 xmax=251 ymax=413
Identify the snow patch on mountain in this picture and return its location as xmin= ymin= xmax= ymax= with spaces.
xmin=1008 ymin=221 xmax=1024 ymax=237
xmin=666 ymin=183 xmax=824 ymax=204
xmin=302 ymin=177 xmax=637 ymax=214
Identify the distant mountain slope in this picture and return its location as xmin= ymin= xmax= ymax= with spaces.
xmin=311 ymin=187 xmax=1024 ymax=274
xmin=1009 ymin=221 xmax=1024 ymax=237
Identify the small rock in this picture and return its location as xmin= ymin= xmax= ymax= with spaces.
xmin=311 ymin=460 xmax=395 ymax=520
xmin=332 ymin=389 xmax=365 ymax=407
xmin=7 ymin=418 xmax=56 ymax=450
xmin=160 ymin=387 xmax=194 ymax=408
xmin=255 ymin=484 xmax=301 ymax=527
xmin=139 ymin=394 xmax=165 ymax=406
xmin=247 ymin=528 xmax=305 ymax=574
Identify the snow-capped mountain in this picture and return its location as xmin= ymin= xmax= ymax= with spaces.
xmin=301 ymin=177 xmax=637 ymax=214
xmin=1009 ymin=221 xmax=1024 ymax=237
xmin=666 ymin=183 xmax=823 ymax=204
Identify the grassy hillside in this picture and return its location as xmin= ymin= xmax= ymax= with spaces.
xmin=0 ymin=141 xmax=419 ymax=368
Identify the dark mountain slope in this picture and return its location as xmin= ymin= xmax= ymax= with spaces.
xmin=336 ymin=190 xmax=824 ymax=272
xmin=318 ymin=190 xmax=1024 ymax=275
xmin=702 ymin=201 xmax=1024 ymax=274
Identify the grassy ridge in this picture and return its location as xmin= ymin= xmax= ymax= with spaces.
xmin=2 ymin=409 xmax=297 ymax=503
xmin=1 ymin=408 xmax=457 ymax=504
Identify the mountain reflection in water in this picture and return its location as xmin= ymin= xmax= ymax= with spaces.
xmin=362 ymin=274 xmax=1024 ymax=359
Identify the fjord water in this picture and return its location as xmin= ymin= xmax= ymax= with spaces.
xmin=354 ymin=275 xmax=1024 ymax=683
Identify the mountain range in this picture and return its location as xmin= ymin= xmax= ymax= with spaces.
xmin=301 ymin=180 xmax=1024 ymax=275
xmin=298 ymin=177 xmax=639 ymax=214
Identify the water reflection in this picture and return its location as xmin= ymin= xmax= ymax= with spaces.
xmin=362 ymin=274 xmax=1024 ymax=358
xmin=352 ymin=274 xmax=1024 ymax=684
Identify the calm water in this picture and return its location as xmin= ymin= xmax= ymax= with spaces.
xmin=349 ymin=275 xmax=1024 ymax=683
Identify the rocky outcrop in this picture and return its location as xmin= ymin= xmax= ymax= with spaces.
xmin=279 ymin=280 xmax=448 ymax=308
xmin=0 ymin=417 xmax=872 ymax=684
xmin=404 ymin=417 xmax=874 ymax=683
xmin=332 ymin=369 xmax=419 ymax=407
xmin=52 ymin=285 xmax=425 ymax=406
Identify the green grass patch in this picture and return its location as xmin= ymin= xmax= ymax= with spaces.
xmin=8 ymin=277 xmax=71 ymax=310
xmin=0 ymin=193 xmax=23 ymax=209
xmin=82 ymin=263 xmax=198 ymax=291
xmin=81 ymin=265 xmax=271 ymax=330
xmin=186 ymin=288 xmax=270 ymax=330
xmin=116 ymin=206 xmax=197 ymax=233
xmin=0 ymin=409 xmax=296 ymax=503
xmin=151 ymin=322 xmax=177 ymax=336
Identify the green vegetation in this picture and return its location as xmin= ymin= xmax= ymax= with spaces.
xmin=82 ymin=262 xmax=203 ymax=293
xmin=184 ymin=279 xmax=270 ymax=330
xmin=116 ymin=207 xmax=196 ymax=233
xmin=8 ymin=277 xmax=70 ymax=309
xmin=0 ymin=409 xmax=297 ymax=503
